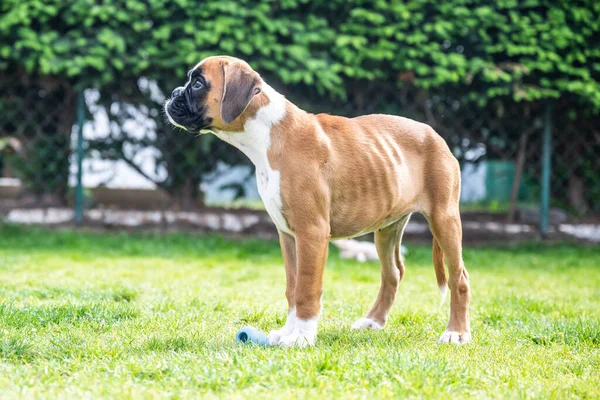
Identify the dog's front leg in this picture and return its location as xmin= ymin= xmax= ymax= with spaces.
xmin=268 ymin=231 xmax=297 ymax=345
xmin=278 ymin=226 xmax=329 ymax=348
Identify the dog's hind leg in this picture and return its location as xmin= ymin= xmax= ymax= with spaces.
xmin=352 ymin=214 xmax=411 ymax=330
xmin=420 ymin=140 xmax=471 ymax=344
xmin=428 ymin=208 xmax=471 ymax=344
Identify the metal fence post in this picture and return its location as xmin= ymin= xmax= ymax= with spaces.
xmin=540 ymin=102 xmax=552 ymax=239
xmin=74 ymin=91 xmax=85 ymax=226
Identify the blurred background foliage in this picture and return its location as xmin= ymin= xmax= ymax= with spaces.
xmin=0 ymin=0 xmax=598 ymax=212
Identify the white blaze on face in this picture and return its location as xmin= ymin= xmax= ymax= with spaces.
xmin=213 ymin=83 xmax=292 ymax=235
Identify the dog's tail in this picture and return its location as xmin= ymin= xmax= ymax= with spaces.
xmin=432 ymin=238 xmax=448 ymax=302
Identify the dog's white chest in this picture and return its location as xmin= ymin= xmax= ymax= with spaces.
xmin=214 ymin=83 xmax=292 ymax=235
xmin=215 ymin=134 xmax=291 ymax=235
xmin=255 ymin=164 xmax=292 ymax=235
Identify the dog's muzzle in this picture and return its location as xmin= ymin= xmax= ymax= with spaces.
xmin=164 ymin=87 xmax=212 ymax=133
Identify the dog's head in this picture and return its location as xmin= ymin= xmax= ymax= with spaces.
xmin=164 ymin=56 xmax=263 ymax=133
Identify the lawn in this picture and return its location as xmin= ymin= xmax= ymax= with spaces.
xmin=0 ymin=224 xmax=598 ymax=399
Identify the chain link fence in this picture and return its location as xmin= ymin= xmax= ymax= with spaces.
xmin=396 ymin=89 xmax=599 ymax=222
xmin=1 ymin=74 xmax=598 ymax=240
xmin=0 ymin=71 xmax=76 ymax=207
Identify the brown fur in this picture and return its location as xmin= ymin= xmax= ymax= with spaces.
xmin=433 ymin=238 xmax=447 ymax=288
xmin=181 ymin=56 xmax=471 ymax=343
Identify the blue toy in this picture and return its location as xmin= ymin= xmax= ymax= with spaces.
xmin=235 ymin=326 xmax=271 ymax=346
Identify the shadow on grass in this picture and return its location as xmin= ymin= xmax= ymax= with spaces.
xmin=0 ymin=285 xmax=137 ymax=303
xmin=0 ymin=223 xmax=597 ymax=266
xmin=0 ymin=223 xmax=282 ymax=260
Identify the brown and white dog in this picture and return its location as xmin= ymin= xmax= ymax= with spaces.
xmin=165 ymin=56 xmax=471 ymax=347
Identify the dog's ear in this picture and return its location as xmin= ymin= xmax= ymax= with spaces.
xmin=220 ymin=62 xmax=261 ymax=124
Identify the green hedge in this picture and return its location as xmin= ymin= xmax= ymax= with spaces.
xmin=1 ymin=0 xmax=599 ymax=107
xmin=1 ymin=0 xmax=598 ymax=211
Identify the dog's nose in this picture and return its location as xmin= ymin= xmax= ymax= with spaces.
xmin=171 ymin=87 xmax=184 ymax=98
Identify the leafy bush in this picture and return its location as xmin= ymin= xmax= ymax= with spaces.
xmin=2 ymin=0 xmax=598 ymax=106
xmin=1 ymin=0 xmax=598 ymax=208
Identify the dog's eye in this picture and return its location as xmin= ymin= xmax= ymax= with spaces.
xmin=192 ymin=79 xmax=203 ymax=89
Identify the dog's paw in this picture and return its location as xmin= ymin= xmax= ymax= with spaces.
xmin=277 ymin=317 xmax=318 ymax=348
xmin=267 ymin=328 xmax=290 ymax=345
xmin=268 ymin=308 xmax=297 ymax=345
xmin=278 ymin=330 xmax=316 ymax=348
xmin=438 ymin=330 xmax=471 ymax=344
xmin=351 ymin=317 xmax=384 ymax=330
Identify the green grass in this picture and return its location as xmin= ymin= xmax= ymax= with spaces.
xmin=0 ymin=224 xmax=598 ymax=399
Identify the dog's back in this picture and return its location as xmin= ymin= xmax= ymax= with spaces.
xmin=315 ymin=113 xmax=458 ymax=238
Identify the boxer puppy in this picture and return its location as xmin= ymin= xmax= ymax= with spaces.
xmin=165 ymin=56 xmax=471 ymax=347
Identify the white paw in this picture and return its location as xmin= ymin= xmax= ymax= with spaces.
xmin=278 ymin=317 xmax=318 ymax=348
xmin=268 ymin=308 xmax=297 ymax=345
xmin=351 ymin=317 xmax=384 ymax=330
xmin=278 ymin=330 xmax=316 ymax=348
xmin=267 ymin=329 xmax=287 ymax=345
xmin=438 ymin=330 xmax=471 ymax=344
